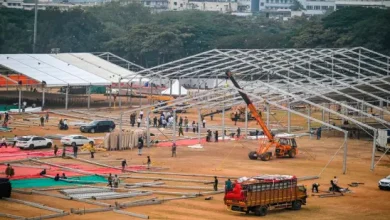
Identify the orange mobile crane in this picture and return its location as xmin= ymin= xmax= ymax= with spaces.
xmin=225 ymin=70 xmax=298 ymax=161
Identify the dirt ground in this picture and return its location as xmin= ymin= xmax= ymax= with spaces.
xmin=1 ymin=107 xmax=390 ymax=220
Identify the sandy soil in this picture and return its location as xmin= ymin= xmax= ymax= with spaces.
xmin=1 ymin=108 xmax=390 ymax=220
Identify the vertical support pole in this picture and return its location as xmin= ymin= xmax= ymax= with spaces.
xmin=87 ymin=85 xmax=91 ymax=110
xmin=129 ymin=83 xmax=133 ymax=108
xmin=287 ymin=101 xmax=291 ymax=133
xmin=147 ymin=110 xmax=151 ymax=148
xmin=245 ymin=105 xmax=248 ymax=139
xmin=108 ymin=86 xmax=112 ymax=107
xmin=266 ymin=103 xmax=270 ymax=127
xmin=387 ymin=57 xmax=389 ymax=76
xmin=139 ymin=78 xmax=142 ymax=107
xmin=118 ymin=79 xmax=122 ymax=108
xmin=173 ymin=110 xmax=176 ymax=143
xmin=18 ymin=86 xmax=22 ymax=113
xmin=328 ymin=103 xmax=331 ymax=125
xmin=150 ymin=79 xmax=153 ymax=105
xmin=215 ymin=75 xmax=218 ymax=88
xmin=179 ymin=78 xmax=181 ymax=96
xmin=321 ymin=103 xmax=325 ymax=122
xmin=331 ymin=54 xmax=334 ymax=86
xmin=307 ymin=105 xmax=311 ymax=132
xmin=119 ymin=113 xmax=123 ymax=150
xmin=379 ymin=100 xmax=384 ymax=119
xmin=343 ymin=131 xmax=348 ymax=174
xmin=371 ymin=130 xmax=377 ymax=170
xmin=198 ymin=108 xmax=201 ymax=144
xmin=42 ymin=87 xmax=45 ymax=109
xmin=33 ymin=0 xmax=38 ymax=53
xmin=65 ymin=86 xmax=69 ymax=110
xmin=222 ymin=101 xmax=225 ymax=141
xmin=169 ymin=79 xmax=173 ymax=96
xmin=358 ymin=49 xmax=361 ymax=79
xmin=197 ymin=76 xmax=200 ymax=93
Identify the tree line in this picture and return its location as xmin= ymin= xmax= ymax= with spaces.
xmin=0 ymin=3 xmax=389 ymax=67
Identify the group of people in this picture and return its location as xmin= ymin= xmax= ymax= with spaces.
xmin=58 ymin=118 xmax=68 ymax=130
xmin=206 ymin=129 xmax=219 ymax=142
xmin=311 ymin=176 xmax=349 ymax=195
xmin=39 ymin=112 xmax=49 ymax=127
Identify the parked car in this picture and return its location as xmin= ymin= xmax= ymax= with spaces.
xmin=80 ymin=120 xmax=115 ymax=133
xmin=16 ymin=136 xmax=53 ymax=150
xmin=379 ymin=175 xmax=390 ymax=190
xmin=61 ymin=135 xmax=94 ymax=147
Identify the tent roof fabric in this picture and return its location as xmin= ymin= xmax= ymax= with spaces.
xmin=0 ymin=53 xmax=142 ymax=87
xmin=161 ymin=80 xmax=187 ymax=95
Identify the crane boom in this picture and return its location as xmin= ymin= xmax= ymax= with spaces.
xmin=225 ymin=70 xmax=274 ymax=142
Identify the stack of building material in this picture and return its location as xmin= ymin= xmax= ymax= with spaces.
xmin=104 ymin=130 xmax=146 ymax=151
xmin=60 ymin=187 xmax=152 ymax=200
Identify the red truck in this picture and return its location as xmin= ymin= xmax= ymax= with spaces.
xmin=224 ymin=175 xmax=307 ymax=216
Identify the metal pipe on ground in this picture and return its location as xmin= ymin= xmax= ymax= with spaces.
xmin=0 ymin=212 xmax=24 ymax=219
xmin=137 ymin=184 xmax=212 ymax=191
xmin=31 ymin=159 xmax=93 ymax=175
xmin=161 ymin=195 xmax=197 ymax=202
xmin=120 ymin=175 xmax=212 ymax=183
xmin=2 ymin=198 xmax=66 ymax=213
xmin=115 ymin=198 xmax=161 ymax=208
xmin=92 ymin=192 xmax=152 ymax=200
xmin=70 ymin=207 xmax=113 ymax=215
xmin=26 ymin=212 xmax=69 ymax=220
xmin=113 ymin=209 xmax=149 ymax=219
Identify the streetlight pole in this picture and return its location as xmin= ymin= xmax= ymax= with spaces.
xmin=33 ymin=0 xmax=38 ymax=53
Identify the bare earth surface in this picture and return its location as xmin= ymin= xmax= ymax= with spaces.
xmin=1 ymin=107 xmax=390 ymax=220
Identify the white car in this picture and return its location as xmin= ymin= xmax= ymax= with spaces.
xmin=16 ymin=136 xmax=53 ymax=150
xmin=379 ymin=175 xmax=390 ymax=190
xmin=61 ymin=135 xmax=94 ymax=147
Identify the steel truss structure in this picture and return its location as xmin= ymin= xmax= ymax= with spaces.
xmin=114 ymin=47 xmax=390 ymax=171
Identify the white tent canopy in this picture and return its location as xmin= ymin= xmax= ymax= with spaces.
xmin=161 ymin=80 xmax=187 ymax=96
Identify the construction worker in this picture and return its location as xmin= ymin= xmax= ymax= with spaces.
xmin=178 ymin=125 xmax=184 ymax=136
xmin=214 ymin=130 xmax=219 ymax=142
xmin=210 ymin=113 xmax=213 ymax=121
xmin=206 ymin=130 xmax=211 ymax=142
xmin=107 ymin=173 xmax=113 ymax=188
xmin=5 ymin=164 xmax=14 ymax=178
xmin=45 ymin=112 xmax=49 ymax=122
xmin=333 ymin=176 xmax=338 ymax=185
xmin=140 ymin=110 xmax=144 ymax=120
xmin=138 ymin=137 xmax=144 ymax=155
xmin=39 ymin=169 xmax=46 ymax=176
xmin=113 ymin=175 xmax=120 ymax=188
xmin=137 ymin=117 xmax=141 ymax=127
xmin=202 ymin=118 xmax=206 ymax=128
xmin=214 ymin=176 xmax=218 ymax=191
xmin=172 ymin=142 xmax=177 ymax=157
xmin=1 ymin=136 xmax=7 ymax=148
xmin=73 ymin=144 xmax=78 ymax=158
xmin=121 ymin=159 xmax=127 ymax=171
xmin=54 ymin=174 xmax=60 ymax=181
xmin=13 ymin=135 xmax=17 ymax=147
xmin=184 ymin=117 xmax=189 ymax=132
xmin=179 ymin=116 xmax=183 ymax=126
xmin=89 ymin=143 xmax=95 ymax=159
xmin=146 ymin=156 xmax=151 ymax=169
xmin=61 ymin=173 xmax=67 ymax=179
xmin=237 ymin=127 xmax=241 ymax=138
xmin=62 ymin=145 xmax=66 ymax=158
xmin=225 ymin=178 xmax=232 ymax=193
xmin=53 ymin=145 xmax=58 ymax=156
xmin=153 ymin=116 xmax=158 ymax=127
xmin=192 ymin=121 xmax=196 ymax=133
xmin=312 ymin=183 xmax=320 ymax=193
xmin=234 ymin=112 xmax=239 ymax=125
xmin=317 ymin=127 xmax=322 ymax=140
xmin=255 ymin=130 xmax=259 ymax=140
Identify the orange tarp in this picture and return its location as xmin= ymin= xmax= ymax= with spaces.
xmin=0 ymin=74 xmax=39 ymax=86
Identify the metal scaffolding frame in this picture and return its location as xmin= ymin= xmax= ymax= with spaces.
xmin=116 ymin=47 xmax=389 ymax=171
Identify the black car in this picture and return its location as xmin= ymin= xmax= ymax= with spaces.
xmin=80 ymin=120 xmax=116 ymax=133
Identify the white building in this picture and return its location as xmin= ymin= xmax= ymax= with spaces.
xmin=0 ymin=0 xmax=23 ymax=9
xmin=237 ymin=0 xmax=251 ymax=12
xmin=169 ymin=0 xmax=238 ymax=13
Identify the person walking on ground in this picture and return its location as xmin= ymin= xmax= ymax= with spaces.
xmin=317 ymin=127 xmax=322 ymax=140
xmin=179 ymin=116 xmax=183 ymax=126
xmin=192 ymin=121 xmax=196 ymax=133
xmin=5 ymin=164 xmax=14 ymax=178
xmin=234 ymin=112 xmax=239 ymax=126
xmin=202 ymin=118 xmax=206 ymax=128
xmin=178 ymin=125 xmax=184 ymax=137
xmin=140 ymin=110 xmax=144 ymax=120
xmin=138 ymin=136 xmax=144 ymax=155
xmin=45 ymin=112 xmax=49 ymax=123
xmin=333 ymin=176 xmax=338 ymax=185
xmin=54 ymin=145 xmax=58 ymax=156
xmin=89 ymin=143 xmax=95 ymax=159
xmin=172 ymin=142 xmax=177 ymax=157
xmin=121 ymin=159 xmax=127 ymax=171
xmin=214 ymin=130 xmax=219 ymax=142
xmin=146 ymin=156 xmax=151 ymax=169
xmin=196 ymin=123 xmax=199 ymax=133
xmin=184 ymin=117 xmax=189 ymax=132
xmin=13 ymin=135 xmax=17 ymax=147
xmin=237 ymin=127 xmax=241 ymax=138
xmin=162 ymin=118 xmax=167 ymax=128
xmin=62 ymin=145 xmax=66 ymax=158
xmin=4 ymin=112 xmax=9 ymax=123
xmin=113 ymin=175 xmax=120 ymax=188
xmin=137 ymin=117 xmax=141 ymax=128
xmin=73 ymin=144 xmax=78 ymax=158
xmin=210 ymin=114 xmax=213 ymax=121
xmin=153 ymin=116 xmax=158 ymax=127
xmin=40 ymin=116 xmax=45 ymax=127
xmin=107 ymin=173 xmax=113 ymax=188
xmin=1 ymin=136 xmax=8 ymax=148
xmin=255 ymin=129 xmax=259 ymax=140
xmin=214 ymin=176 xmax=218 ymax=191
xmin=225 ymin=178 xmax=232 ymax=193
